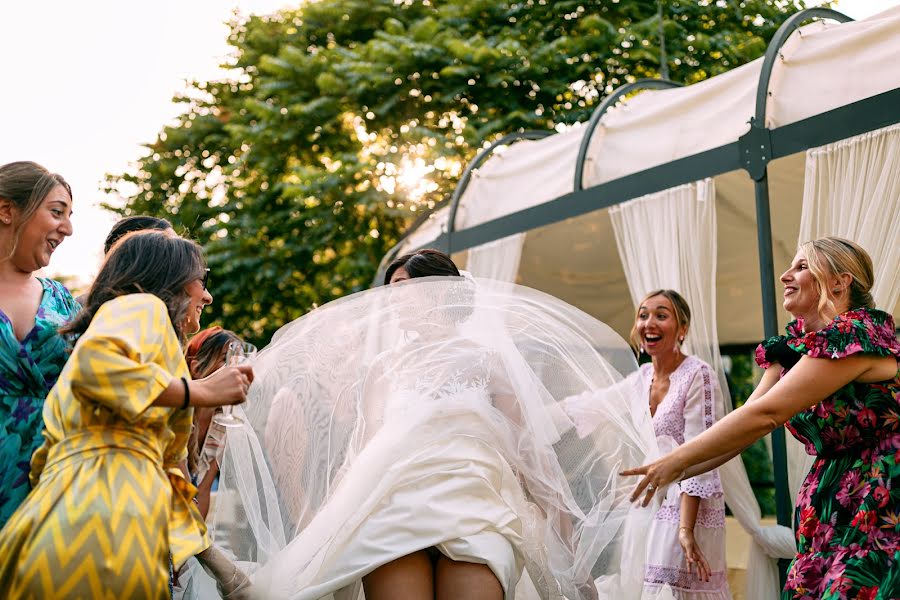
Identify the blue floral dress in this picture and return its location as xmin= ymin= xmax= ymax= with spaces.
xmin=757 ymin=308 xmax=900 ymax=600
xmin=0 ymin=278 xmax=79 ymax=527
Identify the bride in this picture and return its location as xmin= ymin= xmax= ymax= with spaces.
xmin=185 ymin=250 xmax=668 ymax=600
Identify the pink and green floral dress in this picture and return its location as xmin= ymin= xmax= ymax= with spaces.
xmin=756 ymin=308 xmax=900 ymax=600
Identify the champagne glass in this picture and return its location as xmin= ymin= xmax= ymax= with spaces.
xmin=213 ymin=341 xmax=257 ymax=428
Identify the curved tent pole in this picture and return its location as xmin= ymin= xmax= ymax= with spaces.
xmin=744 ymin=7 xmax=853 ymax=583
xmin=573 ymin=78 xmax=682 ymax=192
xmin=754 ymin=8 xmax=855 ymax=126
xmin=446 ymin=130 xmax=552 ymax=252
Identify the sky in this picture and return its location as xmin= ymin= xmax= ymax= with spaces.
xmin=1 ymin=0 xmax=898 ymax=284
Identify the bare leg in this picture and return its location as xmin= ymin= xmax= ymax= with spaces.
xmin=363 ymin=550 xmax=434 ymax=600
xmin=434 ymin=555 xmax=503 ymax=600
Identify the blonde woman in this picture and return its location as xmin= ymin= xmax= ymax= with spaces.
xmin=625 ymin=237 xmax=900 ymax=599
xmin=563 ymin=290 xmax=731 ymax=599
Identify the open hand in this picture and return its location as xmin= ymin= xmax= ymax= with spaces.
xmin=619 ymin=454 xmax=686 ymax=507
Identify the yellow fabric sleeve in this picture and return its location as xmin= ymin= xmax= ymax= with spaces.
xmin=69 ymin=294 xmax=176 ymax=422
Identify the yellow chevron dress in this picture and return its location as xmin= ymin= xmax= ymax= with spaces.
xmin=0 ymin=294 xmax=209 ymax=599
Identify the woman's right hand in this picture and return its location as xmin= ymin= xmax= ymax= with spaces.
xmin=192 ymin=364 xmax=254 ymax=407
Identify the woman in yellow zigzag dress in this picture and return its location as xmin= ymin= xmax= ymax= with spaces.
xmin=0 ymin=231 xmax=254 ymax=600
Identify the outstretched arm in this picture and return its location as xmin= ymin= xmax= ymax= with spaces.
xmin=623 ymin=354 xmax=882 ymax=506
xmin=679 ymin=366 xmax=782 ymax=480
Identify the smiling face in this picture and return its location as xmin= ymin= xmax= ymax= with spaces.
xmin=8 ymin=184 xmax=73 ymax=272
xmin=780 ymin=250 xmax=821 ymax=318
xmin=634 ymin=294 xmax=685 ymax=357
xmin=183 ymin=277 xmax=213 ymax=335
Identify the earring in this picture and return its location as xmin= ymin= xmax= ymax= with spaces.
xmin=832 ymin=288 xmax=841 ymax=293
xmin=639 ymin=345 xmax=645 ymax=354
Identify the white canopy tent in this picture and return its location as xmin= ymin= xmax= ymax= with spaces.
xmin=381 ymin=7 xmax=900 ymax=338
xmin=376 ymin=6 xmax=900 ymax=599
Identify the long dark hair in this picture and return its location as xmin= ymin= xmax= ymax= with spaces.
xmin=185 ymin=327 xmax=241 ymax=378
xmin=104 ymin=215 xmax=173 ymax=254
xmin=383 ymin=248 xmax=460 ymax=285
xmin=62 ymin=231 xmax=206 ymax=343
xmin=185 ymin=327 xmax=242 ymax=476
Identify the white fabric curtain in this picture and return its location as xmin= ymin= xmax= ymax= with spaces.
xmin=453 ymin=128 xmax=585 ymax=282
xmin=466 ymin=234 xmax=525 ymax=282
xmin=609 ymin=180 xmax=795 ymax=600
xmin=608 ymin=180 xmax=725 ymax=397
xmin=791 ymin=123 xmax=900 ymax=499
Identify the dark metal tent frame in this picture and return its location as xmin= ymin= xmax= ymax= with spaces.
xmin=379 ymin=8 xmax=900 ymax=576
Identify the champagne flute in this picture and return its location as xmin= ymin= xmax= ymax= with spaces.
xmin=212 ymin=341 xmax=257 ymax=428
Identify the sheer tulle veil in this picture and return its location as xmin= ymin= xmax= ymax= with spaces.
xmin=181 ymin=276 xmax=668 ymax=599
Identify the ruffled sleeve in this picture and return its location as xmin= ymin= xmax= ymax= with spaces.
xmin=679 ymin=360 xmax=725 ymax=499
xmin=786 ymin=308 xmax=900 ymax=361
xmin=755 ymin=319 xmax=804 ymax=370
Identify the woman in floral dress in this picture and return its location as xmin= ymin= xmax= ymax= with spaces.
xmin=0 ymin=161 xmax=78 ymax=528
xmin=624 ymin=237 xmax=900 ymax=599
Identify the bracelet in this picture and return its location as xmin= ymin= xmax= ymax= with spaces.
xmin=679 ymin=525 xmax=693 ymax=532
xmin=180 ymin=377 xmax=191 ymax=409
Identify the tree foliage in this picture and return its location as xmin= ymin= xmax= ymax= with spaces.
xmin=106 ymin=0 xmax=806 ymax=345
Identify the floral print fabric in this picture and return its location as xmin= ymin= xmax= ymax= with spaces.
xmin=756 ymin=308 xmax=900 ymax=599
xmin=0 ymin=278 xmax=78 ymax=528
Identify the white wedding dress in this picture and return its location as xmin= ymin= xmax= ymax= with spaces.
xmin=182 ymin=277 xmax=672 ymax=600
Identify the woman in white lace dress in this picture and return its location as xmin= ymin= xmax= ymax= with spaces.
xmin=564 ymin=290 xmax=731 ymax=600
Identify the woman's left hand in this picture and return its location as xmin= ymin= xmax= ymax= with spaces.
xmin=678 ymin=527 xmax=712 ymax=582
xmin=619 ymin=454 xmax=686 ymax=507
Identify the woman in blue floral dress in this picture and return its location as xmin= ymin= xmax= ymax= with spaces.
xmin=0 ymin=161 xmax=78 ymax=527
xmin=624 ymin=237 xmax=900 ymax=599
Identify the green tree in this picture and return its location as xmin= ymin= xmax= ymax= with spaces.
xmin=106 ymin=0 xmax=806 ymax=345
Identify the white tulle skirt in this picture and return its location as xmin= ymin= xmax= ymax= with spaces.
xmin=183 ymin=277 xmax=679 ymax=600
xmin=253 ymin=399 xmax=550 ymax=600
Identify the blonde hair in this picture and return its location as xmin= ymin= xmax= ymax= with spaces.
xmin=629 ymin=289 xmax=692 ymax=353
xmin=799 ymin=236 xmax=875 ymax=320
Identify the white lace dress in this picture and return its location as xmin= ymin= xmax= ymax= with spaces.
xmin=641 ymin=357 xmax=731 ymax=600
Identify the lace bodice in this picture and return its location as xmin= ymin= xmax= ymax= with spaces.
xmin=383 ymin=342 xmax=506 ymax=420
xmin=642 ymin=356 xmax=725 ymax=501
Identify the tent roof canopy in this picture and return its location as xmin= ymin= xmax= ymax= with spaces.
xmin=379 ymin=6 xmax=900 ymax=345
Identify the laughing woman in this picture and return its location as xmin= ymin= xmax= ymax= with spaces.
xmin=0 ymin=161 xmax=79 ymax=528
xmin=562 ymin=290 xmax=731 ymax=599
xmin=625 ymin=237 xmax=900 ymax=599
xmin=0 ymin=231 xmax=253 ymax=599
